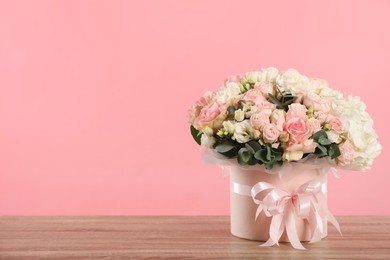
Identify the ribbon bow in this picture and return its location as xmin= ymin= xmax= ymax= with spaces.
xmin=234 ymin=179 xmax=341 ymax=249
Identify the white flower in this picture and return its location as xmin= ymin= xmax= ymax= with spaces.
xmin=242 ymin=103 xmax=258 ymax=118
xmin=214 ymin=82 xmax=242 ymax=103
xmin=234 ymin=120 xmax=254 ymax=143
xmin=201 ymin=134 xmax=215 ymax=148
xmin=234 ymin=109 xmax=245 ymax=122
xmin=276 ymin=69 xmax=309 ymax=94
xmin=244 ymin=71 xmax=261 ymax=84
xmin=308 ymin=79 xmax=328 ymax=91
xmin=258 ymin=67 xmax=279 ymax=84
xmin=331 ymin=95 xmax=382 ymax=171
xmin=318 ymin=86 xmax=343 ymax=100
xmin=326 ymin=130 xmax=340 ymax=143
xmin=202 ymin=126 xmax=213 ymax=136
xmin=222 ymin=121 xmax=235 ymax=134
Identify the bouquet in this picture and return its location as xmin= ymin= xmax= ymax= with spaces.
xmin=188 ymin=68 xmax=382 ymax=171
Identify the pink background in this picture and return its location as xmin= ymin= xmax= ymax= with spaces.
xmin=0 ymin=0 xmax=389 ymax=215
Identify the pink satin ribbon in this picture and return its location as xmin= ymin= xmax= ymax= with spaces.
xmin=233 ymin=180 xmax=342 ymax=250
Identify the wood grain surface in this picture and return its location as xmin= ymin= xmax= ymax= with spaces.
xmin=0 ymin=216 xmax=389 ymax=259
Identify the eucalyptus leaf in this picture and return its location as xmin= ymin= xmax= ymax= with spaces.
xmin=282 ymin=99 xmax=295 ymax=107
xmin=227 ymin=106 xmax=236 ymax=116
xmin=313 ymin=130 xmax=327 ymax=143
xmin=245 ymin=141 xmax=262 ymax=154
xmin=268 ymin=93 xmax=283 ymax=108
xmin=328 ymin=143 xmax=341 ymax=159
xmin=254 ymin=149 xmax=267 ymax=163
xmin=266 ymin=145 xmax=271 ymax=161
xmin=238 ymin=147 xmax=252 ymax=165
xmin=215 ymin=141 xmax=237 ymax=157
xmin=315 ymin=144 xmax=328 ymax=157
xmin=190 ymin=125 xmax=202 ymax=145
xmin=318 ymin=135 xmax=331 ymax=145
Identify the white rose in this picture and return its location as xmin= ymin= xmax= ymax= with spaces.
xmin=326 ymin=130 xmax=340 ymax=143
xmin=331 ymin=95 xmax=381 ymax=171
xmin=234 ymin=120 xmax=253 ymax=143
xmin=214 ymin=82 xmax=242 ymax=103
xmin=318 ymin=86 xmax=343 ymax=99
xmin=201 ymin=134 xmax=216 ymax=148
xmin=234 ymin=109 xmax=245 ymax=122
xmin=276 ymin=69 xmax=309 ymax=94
xmin=259 ymin=67 xmax=279 ymax=84
xmin=308 ymin=79 xmax=328 ymax=92
xmin=244 ymin=71 xmax=261 ymax=84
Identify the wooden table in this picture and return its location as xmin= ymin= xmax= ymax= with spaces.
xmin=0 ymin=216 xmax=389 ymax=259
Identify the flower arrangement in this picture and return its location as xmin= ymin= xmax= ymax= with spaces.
xmin=189 ymin=68 xmax=382 ymax=171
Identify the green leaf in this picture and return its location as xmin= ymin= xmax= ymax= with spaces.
xmin=247 ymin=156 xmax=257 ymax=165
xmin=227 ymin=106 xmax=236 ymax=116
xmin=275 ymin=160 xmax=283 ymax=167
xmin=266 ymin=145 xmax=271 ymax=161
xmin=315 ymin=144 xmax=328 ymax=157
xmin=253 ymin=145 xmax=283 ymax=169
xmin=237 ymin=147 xmax=252 ymax=165
xmin=282 ymin=99 xmax=295 ymax=107
xmin=215 ymin=141 xmax=235 ymax=152
xmin=215 ymin=141 xmax=238 ymax=158
xmin=254 ymin=149 xmax=267 ymax=163
xmin=328 ymin=143 xmax=341 ymax=159
xmin=318 ymin=135 xmax=331 ymax=146
xmin=313 ymin=130 xmax=327 ymax=143
xmin=190 ymin=125 xmax=202 ymax=145
xmin=268 ymin=93 xmax=284 ymax=109
xmin=265 ymin=162 xmax=273 ymax=170
xmin=245 ymin=141 xmax=262 ymax=154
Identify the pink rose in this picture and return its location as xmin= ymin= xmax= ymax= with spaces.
xmin=338 ymin=140 xmax=355 ymax=165
xmin=256 ymin=100 xmax=276 ymax=115
xmin=314 ymin=110 xmax=329 ymax=124
xmin=188 ymin=91 xmax=214 ymax=124
xmin=263 ymin=123 xmax=280 ymax=143
xmin=270 ymin=109 xmax=286 ymax=131
xmin=250 ymin=112 xmax=270 ymax=130
xmin=327 ymin=115 xmax=344 ymax=133
xmin=254 ymin=82 xmax=275 ymax=97
xmin=286 ymin=103 xmax=307 ymax=121
xmin=303 ymin=92 xmax=331 ymax=112
xmin=283 ymin=139 xmax=317 ymax=161
xmin=286 ymin=139 xmax=317 ymax=153
xmin=195 ymin=102 xmax=226 ymax=130
xmin=308 ymin=118 xmax=322 ymax=132
xmin=242 ymin=87 xmax=266 ymax=105
xmin=284 ymin=117 xmax=313 ymax=144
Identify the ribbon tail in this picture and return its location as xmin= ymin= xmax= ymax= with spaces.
xmin=285 ymin=210 xmax=306 ymax=250
xmin=327 ymin=212 xmax=342 ymax=236
xmin=255 ymin=205 xmax=263 ymax=221
xmin=308 ymin=206 xmax=323 ymax=243
xmin=260 ymin=237 xmax=277 ymax=247
xmin=260 ymin=214 xmax=284 ymax=247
